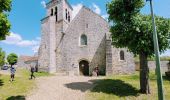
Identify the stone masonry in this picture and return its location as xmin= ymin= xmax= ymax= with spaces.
xmin=38 ymin=0 xmax=135 ymax=76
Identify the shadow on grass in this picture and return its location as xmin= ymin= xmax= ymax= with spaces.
xmin=64 ymin=79 xmax=139 ymax=97
xmin=6 ymin=95 xmax=25 ymax=100
xmin=65 ymin=81 xmax=94 ymax=92
xmin=90 ymin=79 xmax=139 ymax=97
xmin=0 ymin=79 xmax=4 ymax=86
xmin=163 ymin=76 xmax=170 ymax=81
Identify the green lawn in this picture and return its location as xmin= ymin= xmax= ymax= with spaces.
xmin=0 ymin=69 xmax=50 ymax=100
xmin=87 ymin=72 xmax=170 ymax=100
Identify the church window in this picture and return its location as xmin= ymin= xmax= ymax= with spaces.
xmin=120 ymin=50 xmax=125 ymax=60
xmin=44 ymin=45 xmax=46 ymax=49
xmin=80 ymin=34 xmax=87 ymax=46
xmin=51 ymin=8 xmax=53 ymax=16
xmin=86 ymin=24 xmax=88 ymax=28
xmin=55 ymin=7 xmax=58 ymax=22
xmin=65 ymin=9 xmax=68 ymax=20
xmin=68 ymin=12 xmax=70 ymax=22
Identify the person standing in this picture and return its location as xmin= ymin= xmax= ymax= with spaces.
xmin=95 ymin=65 xmax=99 ymax=76
xmin=30 ymin=65 xmax=36 ymax=79
xmin=10 ymin=66 xmax=16 ymax=81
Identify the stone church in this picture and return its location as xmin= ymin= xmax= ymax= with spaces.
xmin=38 ymin=0 xmax=135 ymax=76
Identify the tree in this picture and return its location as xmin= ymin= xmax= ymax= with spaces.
xmin=7 ymin=53 xmax=18 ymax=67
xmin=0 ymin=0 xmax=12 ymax=40
xmin=0 ymin=48 xmax=5 ymax=67
xmin=107 ymin=0 xmax=170 ymax=94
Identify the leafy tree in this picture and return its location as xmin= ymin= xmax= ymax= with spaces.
xmin=107 ymin=0 xmax=170 ymax=94
xmin=0 ymin=48 xmax=5 ymax=67
xmin=7 ymin=53 xmax=18 ymax=67
xmin=0 ymin=0 xmax=12 ymax=40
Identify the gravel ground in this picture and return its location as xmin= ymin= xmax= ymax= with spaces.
xmin=26 ymin=75 xmax=102 ymax=100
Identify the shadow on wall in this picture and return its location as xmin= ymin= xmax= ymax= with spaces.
xmin=90 ymin=79 xmax=139 ymax=97
xmin=6 ymin=95 xmax=25 ymax=100
xmin=89 ymin=35 xmax=106 ymax=75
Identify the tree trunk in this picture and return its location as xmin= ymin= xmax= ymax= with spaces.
xmin=139 ymin=52 xmax=150 ymax=94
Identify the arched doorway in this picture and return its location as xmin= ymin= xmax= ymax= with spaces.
xmin=79 ymin=60 xmax=89 ymax=76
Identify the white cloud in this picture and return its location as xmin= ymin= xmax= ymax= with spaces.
xmin=102 ymin=14 xmax=109 ymax=20
xmin=161 ymin=49 xmax=170 ymax=56
xmin=41 ymin=1 xmax=46 ymax=8
xmin=72 ymin=3 xmax=83 ymax=19
xmin=92 ymin=3 xmax=101 ymax=15
xmin=32 ymin=46 xmax=40 ymax=53
xmin=3 ymin=32 xmax=22 ymax=44
xmin=2 ymin=32 xmax=40 ymax=53
xmin=17 ymin=40 xmax=38 ymax=47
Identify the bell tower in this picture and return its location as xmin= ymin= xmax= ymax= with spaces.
xmin=46 ymin=0 xmax=73 ymax=25
xmin=44 ymin=0 xmax=73 ymax=73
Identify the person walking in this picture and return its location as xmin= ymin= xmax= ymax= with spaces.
xmin=30 ymin=64 xmax=36 ymax=79
xmin=10 ymin=66 xmax=16 ymax=81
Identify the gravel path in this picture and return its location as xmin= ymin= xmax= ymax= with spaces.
xmin=26 ymin=75 xmax=102 ymax=100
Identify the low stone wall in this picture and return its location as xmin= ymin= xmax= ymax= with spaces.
xmin=135 ymin=61 xmax=169 ymax=74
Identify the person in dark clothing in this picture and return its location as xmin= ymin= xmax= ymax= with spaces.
xmin=95 ymin=65 xmax=99 ymax=76
xmin=30 ymin=65 xmax=36 ymax=79
xmin=10 ymin=66 xmax=16 ymax=81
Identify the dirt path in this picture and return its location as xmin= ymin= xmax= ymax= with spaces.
xmin=26 ymin=75 xmax=102 ymax=100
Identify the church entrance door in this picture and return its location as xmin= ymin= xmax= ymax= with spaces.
xmin=79 ymin=60 xmax=89 ymax=76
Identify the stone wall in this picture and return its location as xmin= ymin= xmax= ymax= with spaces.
xmin=111 ymin=48 xmax=135 ymax=74
xmin=17 ymin=58 xmax=29 ymax=68
xmin=39 ymin=0 xmax=136 ymax=75
xmin=135 ymin=61 xmax=169 ymax=74
xmin=38 ymin=17 xmax=50 ymax=72
xmin=58 ymin=7 xmax=109 ymax=75
xmin=106 ymin=40 xmax=113 ymax=76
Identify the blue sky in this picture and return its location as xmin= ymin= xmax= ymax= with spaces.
xmin=0 ymin=0 xmax=170 ymax=56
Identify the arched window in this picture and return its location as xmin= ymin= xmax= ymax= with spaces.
xmin=51 ymin=8 xmax=53 ymax=16
xmin=80 ymin=34 xmax=87 ymax=46
xmin=65 ymin=9 xmax=68 ymax=20
xmin=68 ymin=12 xmax=70 ymax=22
xmin=55 ymin=7 xmax=58 ymax=22
xmin=120 ymin=50 xmax=125 ymax=60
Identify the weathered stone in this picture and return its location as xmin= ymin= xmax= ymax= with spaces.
xmin=38 ymin=0 xmax=135 ymax=75
xmin=135 ymin=61 xmax=169 ymax=74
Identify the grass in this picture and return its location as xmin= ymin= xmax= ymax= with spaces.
xmin=87 ymin=72 xmax=170 ymax=100
xmin=0 ymin=68 xmax=50 ymax=100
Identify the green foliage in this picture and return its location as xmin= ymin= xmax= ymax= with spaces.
xmin=0 ymin=0 xmax=12 ymax=40
xmin=107 ymin=0 xmax=170 ymax=56
xmin=0 ymin=48 xmax=5 ymax=66
xmin=107 ymin=0 xmax=144 ymax=23
xmin=7 ymin=53 xmax=18 ymax=65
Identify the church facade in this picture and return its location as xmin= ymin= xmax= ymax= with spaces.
xmin=38 ymin=0 xmax=135 ymax=76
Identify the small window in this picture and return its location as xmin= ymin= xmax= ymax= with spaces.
xmin=86 ymin=24 xmax=88 ymax=28
xmin=65 ymin=9 xmax=68 ymax=20
xmin=55 ymin=7 xmax=58 ymax=21
xmin=120 ymin=50 xmax=125 ymax=60
xmin=44 ymin=45 xmax=46 ymax=49
xmin=80 ymin=34 xmax=87 ymax=46
xmin=51 ymin=9 xmax=53 ymax=16
xmin=68 ymin=12 xmax=70 ymax=22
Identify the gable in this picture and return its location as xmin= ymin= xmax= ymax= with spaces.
xmin=64 ymin=6 xmax=109 ymax=34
